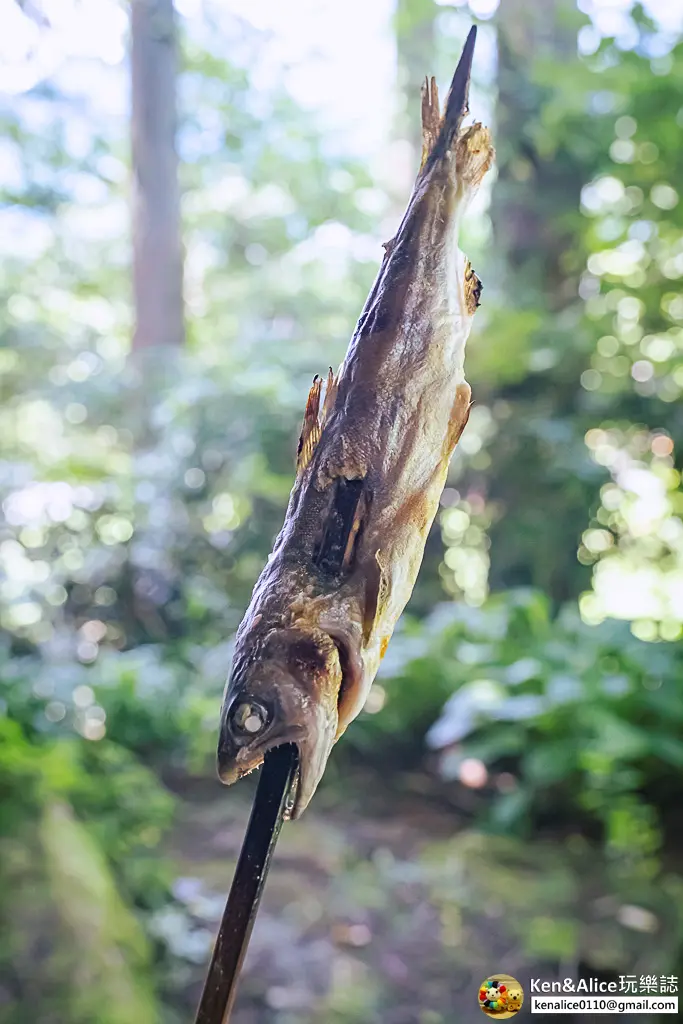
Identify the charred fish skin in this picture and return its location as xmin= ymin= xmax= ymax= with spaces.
xmin=218 ymin=26 xmax=494 ymax=818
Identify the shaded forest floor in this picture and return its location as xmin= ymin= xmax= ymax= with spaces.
xmin=158 ymin=769 xmax=675 ymax=1024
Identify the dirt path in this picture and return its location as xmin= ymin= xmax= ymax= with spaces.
xmin=159 ymin=773 xmax=672 ymax=1024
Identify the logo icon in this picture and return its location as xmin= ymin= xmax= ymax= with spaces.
xmin=478 ymin=975 xmax=524 ymax=1017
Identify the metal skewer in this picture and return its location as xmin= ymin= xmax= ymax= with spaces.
xmin=193 ymin=743 xmax=299 ymax=1024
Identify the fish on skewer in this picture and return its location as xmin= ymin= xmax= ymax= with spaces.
xmin=217 ymin=26 xmax=494 ymax=818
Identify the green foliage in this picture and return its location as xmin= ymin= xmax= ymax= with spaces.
xmin=0 ymin=802 xmax=159 ymax=1024
xmin=39 ymin=801 xmax=160 ymax=1024
xmin=371 ymin=590 xmax=682 ymax=872
xmin=0 ymin=716 xmax=80 ymax=826
xmin=421 ymin=831 xmax=682 ymax=976
xmin=0 ymin=10 xmax=380 ymax=1020
xmin=2 ymin=0 xmax=683 ymax=1016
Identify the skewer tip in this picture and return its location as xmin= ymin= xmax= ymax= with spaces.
xmin=443 ymin=25 xmax=476 ymax=132
xmin=427 ymin=25 xmax=477 ymax=167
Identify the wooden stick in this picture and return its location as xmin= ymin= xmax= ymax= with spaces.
xmin=193 ymin=743 xmax=298 ymax=1024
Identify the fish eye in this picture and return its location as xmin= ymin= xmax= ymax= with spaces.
xmin=228 ymin=698 xmax=270 ymax=740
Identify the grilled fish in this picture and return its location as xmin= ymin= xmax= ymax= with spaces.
xmin=217 ymin=27 xmax=494 ymax=817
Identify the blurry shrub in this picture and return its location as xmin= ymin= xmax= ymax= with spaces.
xmin=0 ymin=688 xmax=173 ymax=1021
xmin=0 ymin=27 xmax=380 ymax=1016
xmin=0 ymin=798 xmax=160 ymax=1024
xmin=421 ymin=830 xmax=683 ymax=980
xmin=365 ymin=589 xmax=682 ymax=871
xmin=2 ymin=4 xmax=683 ymax=1018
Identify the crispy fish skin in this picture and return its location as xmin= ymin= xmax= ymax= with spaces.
xmin=218 ymin=27 xmax=494 ymax=818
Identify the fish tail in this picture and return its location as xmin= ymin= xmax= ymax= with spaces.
xmin=420 ymin=76 xmax=441 ymax=171
xmin=424 ymin=25 xmax=476 ymax=169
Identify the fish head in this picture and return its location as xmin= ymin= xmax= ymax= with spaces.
xmin=217 ymin=626 xmax=342 ymax=818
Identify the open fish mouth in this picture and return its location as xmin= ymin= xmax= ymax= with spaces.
xmin=217 ymin=660 xmax=340 ymax=819
xmin=217 ymin=724 xmax=332 ymax=821
xmin=217 ymin=724 xmax=304 ymax=818
xmin=217 ymin=734 xmax=302 ymax=817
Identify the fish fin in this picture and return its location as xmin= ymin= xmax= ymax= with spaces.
xmin=425 ymin=25 xmax=476 ymax=171
xmin=464 ymin=260 xmax=483 ymax=315
xmin=446 ymin=382 xmax=473 ymax=454
xmin=296 ymin=374 xmax=323 ymax=474
xmin=388 ymin=72 xmax=441 ymax=250
xmin=320 ymin=366 xmax=339 ymax=426
xmin=420 ymin=76 xmax=441 ymax=169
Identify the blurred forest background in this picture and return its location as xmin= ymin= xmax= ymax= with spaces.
xmin=1 ymin=0 xmax=683 ymax=1021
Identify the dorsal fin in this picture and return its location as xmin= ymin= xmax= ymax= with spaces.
xmin=296 ymin=367 xmax=341 ymax=476
xmin=296 ymin=375 xmax=323 ymax=474
xmin=321 ymin=366 xmax=338 ymax=426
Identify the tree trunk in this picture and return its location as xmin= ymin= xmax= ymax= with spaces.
xmin=492 ymin=0 xmax=580 ymax=308
xmin=131 ymin=0 xmax=184 ymax=351
xmin=393 ymin=0 xmax=444 ymax=617
xmin=485 ymin=0 xmax=596 ymax=605
xmin=395 ymin=0 xmax=437 ymax=154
